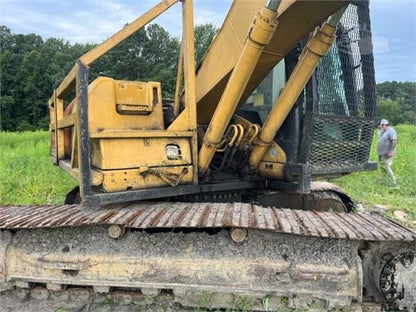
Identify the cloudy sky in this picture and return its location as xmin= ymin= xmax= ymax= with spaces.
xmin=1 ymin=0 xmax=415 ymax=83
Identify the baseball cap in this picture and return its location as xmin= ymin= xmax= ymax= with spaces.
xmin=380 ymin=119 xmax=389 ymax=125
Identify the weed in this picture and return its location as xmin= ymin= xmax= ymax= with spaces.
xmin=89 ymin=294 xmax=114 ymax=312
xmin=233 ymin=295 xmax=254 ymax=312
xmin=280 ymin=296 xmax=289 ymax=305
xmin=262 ymin=293 xmax=274 ymax=311
xmin=195 ymin=291 xmax=214 ymax=310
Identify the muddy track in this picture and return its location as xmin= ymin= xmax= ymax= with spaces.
xmin=0 ymin=287 xmax=191 ymax=312
xmin=1 ymin=203 xmax=414 ymax=241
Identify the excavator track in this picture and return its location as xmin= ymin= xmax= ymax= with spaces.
xmin=1 ymin=203 xmax=415 ymax=311
xmin=0 ymin=202 xmax=413 ymax=239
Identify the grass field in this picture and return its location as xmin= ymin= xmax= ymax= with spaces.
xmin=0 ymin=131 xmax=77 ymax=205
xmin=331 ymin=124 xmax=416 ymax=221
xmin=1 ymin=127 xmax=415 ymax=222
xmin=330 ymin=124 xmax=416 ymax=221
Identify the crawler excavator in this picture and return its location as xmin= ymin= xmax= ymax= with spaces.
xmin=1 ymin=0 xmax=415 ymax=310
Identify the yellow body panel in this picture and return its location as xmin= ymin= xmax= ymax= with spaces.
xmin=88 ymin=77 xmax=164 ymax=132
xmin=52 ymin=75 xmax=196 ymax=191
xmin=85 ymin=78 xmax=194 ymax=191
xmin=91 ymin=137 xmax=192 ymax=170
xmin=257 ymin=142 xmax=286 ymax=179
xmin=101 ymin=165 xmax=193 ymax=192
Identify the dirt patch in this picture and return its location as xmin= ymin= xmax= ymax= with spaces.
xmin=357 ymin=203 xmax=416 ymax=229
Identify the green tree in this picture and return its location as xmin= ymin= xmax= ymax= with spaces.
xmin=0 ymin=23 xmax=224 ymax=131
xmin=90 ymin=27 xmax=148 ymax=81
xmin=0 ymin=25 xmax=13 ymax=51
xmin=19 ymin=49 xmax=44 ymax=129
xmin=143 ymin=24 xmax=180 ymax=97
xmin=194 ymin=23 xmax=217 ymax=66
xmin=0 ymin=96 xmax=15 ymax=131
xmin=1 ymin=30 xmax=46 ymax=130
xmin=376 ymin=96 xmax=402 ymax=125
xmin=0 ymin=26 xmax=94 ymax=131
xmin=377 ymin=81 xmax=416 ymax=125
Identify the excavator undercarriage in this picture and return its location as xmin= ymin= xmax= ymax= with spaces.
xmin=1 ymin=203 xmax=415 ymax=311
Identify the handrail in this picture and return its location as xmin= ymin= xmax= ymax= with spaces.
xmin=50 ymin=0 xmax=179 ymax=102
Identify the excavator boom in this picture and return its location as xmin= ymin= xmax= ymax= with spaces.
xmin=195 ymin=0 xmax=349 ymax=124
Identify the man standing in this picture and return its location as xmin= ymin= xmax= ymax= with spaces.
xmin=377 ymin=119 xmax=398 ymax=187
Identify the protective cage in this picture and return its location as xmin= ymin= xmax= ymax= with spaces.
xmin=298 ymin=1 xmax=377 ymax=178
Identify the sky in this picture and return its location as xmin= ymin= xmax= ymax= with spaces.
xmin=1 ymin=0 xmax=415 ymax=83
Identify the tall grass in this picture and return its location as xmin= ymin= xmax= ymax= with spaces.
xmin=1 ymin=127 xmax=415 ymax=221
xmin=0 ymin=131 xmax=77 ymax=204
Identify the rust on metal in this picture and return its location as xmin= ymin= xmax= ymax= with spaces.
xmin=0 ymin=203 xmax=415 ymax=242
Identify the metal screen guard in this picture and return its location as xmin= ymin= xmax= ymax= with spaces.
xmin=302 ymin=2 xmax=376 ymax=175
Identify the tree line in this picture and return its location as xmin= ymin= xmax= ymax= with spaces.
xmin=1 ymin=25 xmax=415 ymax=131
xmin=0 ymin=24 xmax=216 ymax=131
xmin=376 ymin=81 xmax=416 ymax=126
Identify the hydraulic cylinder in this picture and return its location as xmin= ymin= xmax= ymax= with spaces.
xmin=249 ymin=8 xmax=346 ymax=170
xmin=198 ymin=1 xmax=280 ymax=173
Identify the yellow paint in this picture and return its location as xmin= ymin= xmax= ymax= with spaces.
xmin=101 ymin=165 xmax=193 ymax=192
xmin=257 ymin=142 xmax=286 ymax=179
xmin=85 ymin=78 xmax=194 ymax=190
xmin=91 ymin=137 xmax=192 ymax=170
xmin=88 ymin=77 xmax=164 ymax=132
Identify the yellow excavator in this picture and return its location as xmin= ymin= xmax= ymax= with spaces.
xmin=1 ymin=0 xmax=415 ymax=310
